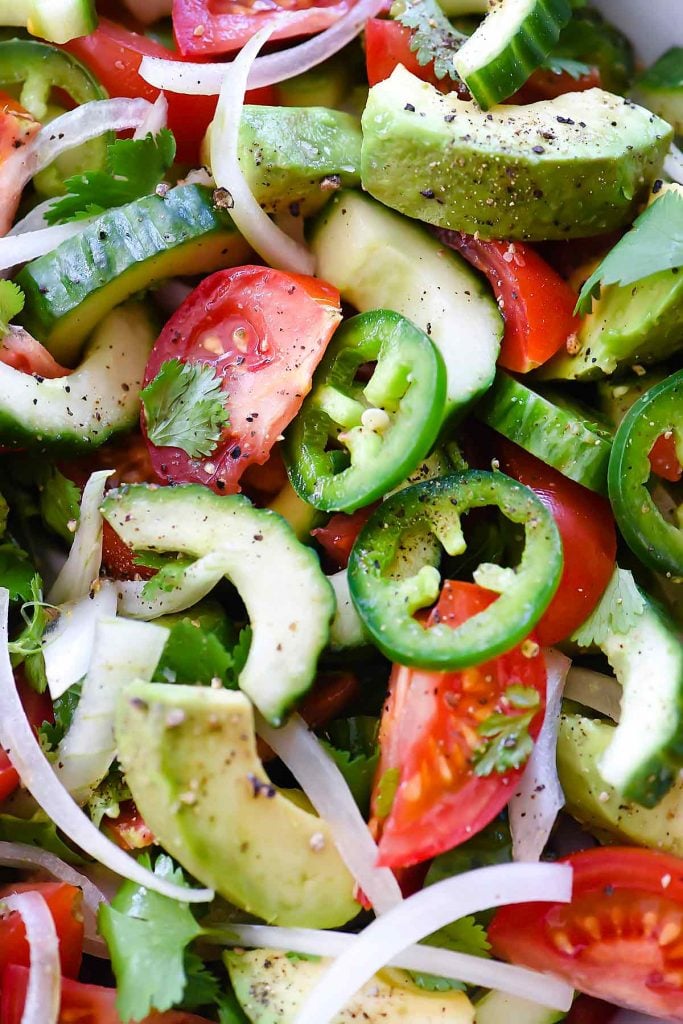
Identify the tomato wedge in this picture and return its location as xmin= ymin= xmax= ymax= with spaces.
xmin=64 ymin=20 xmax=275 ymax=164
xmin=650 ymin=433 xmax=683 ymax=483
xmin=0 ymin=93 xmax=39 ymax=236
xmin=0 ymin=331 xmax=70 ymax=379
xmin=1 ymin=966 xmax=214 ymax=1024
xmin=513 ymin=65 xmax=602 ymax=103
xmin=439 ymin=234 xmax=581 ymax=373
xmin=311 ymin=504 xmax=377 ymax=570
xmin=0 ymin=883 xmax=83 ymax=979
xmin=498 ymin=442 xmax=616 ymax=646
xmin=365 ymin=18 xmax=448 ymax=90
xmin=103 ymin=800 xmax=155 ymax=851
xmin=489 ymin=847 xmax=683 ymax=1020
xmin=141 ymin=266 xmax=341 ymax=495
xmin=370 ymin=581 xmax=546 ymax=869
xmin=173 ymin=0 xmax=355 ymax=57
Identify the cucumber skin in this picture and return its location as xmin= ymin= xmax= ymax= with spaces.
xmin=17 ymin=185 xmax=251 ymax=364
xmin=475 ymin=371 xmax=612 ymax=493
xmin=456 ymin=0 xmax=572 ymax=109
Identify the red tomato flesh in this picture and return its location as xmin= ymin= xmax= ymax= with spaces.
xmin=0 ymin=331 xmax=70 ymax=379
xmin=498 ymin=442 xmax=616 ymax=646
xmin=0 ymin=93 xmax=40 ymax=236
xmin=370 ymin=581 xmax=546 ymax=869
xmin=1 ymin=965 xmax=214 ymax=1024
xmin=650 ymin=433 xmax=682 ymax=483
xmin=142 ymin=266 xmax=341 ymax=494
xmin=364 ymin=18 xmax=450 ymax=90
xmin=103 ymin=800 xmax=155 ymax=851
xmin=173 ymin=0 xmax=355 ymax=57
xmin=64 ymin=20 xmax=275 ymax=164
xmin=311 ymin=504 xmax=377 ymax=570
xmin=0 ymin=883 xmax=83 ymax=979
xmin=442 ymin=235 xmax=581 ymax=373
xmin=489 ymin=847 xmax=683 ymax=1020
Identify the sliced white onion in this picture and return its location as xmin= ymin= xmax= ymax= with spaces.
xmin=0 ymin=589 xmax=213 ymax=904
xmin=509 ymin=650 xmax=571 ymax=863
xmin=563 ymin=667 xmax=622 ymax=722
xmin=664 ymin=144 xmax=683 ymax=185
xmin=114 ymin=550 xmax=233 ymax=619
xmin=43 ymin=583 xmax=118 ymax=701
xmin=291 ymin=862 xmax=574 ymax=1024
xmin=210 ymin=28 xmax=315 ymax=274
xmin=257 ymin=713 xmax=402 ymax=915
xmin=140 ymin=0 xmax=386 ymax=94
xmin=56 ymin=618 xmax=169 ymax=803
xmin=0 ymin=840 xmax=108 ymax=955
xmin=133 ymin=93 xmax=169 ymax=140
xmin=0 ymin=219 xmax=99 ymax=272
xmin=1 ymin=891 xmax=60 ymax=1024
xmin=224 ymin=924 xmax=574 ymax=1008
xmin=9 ymin=198 xmax=60 ymax=236
xmin=49 ymin=471 xmax=112 ymax=606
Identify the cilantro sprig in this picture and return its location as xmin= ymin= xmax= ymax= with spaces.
xmin=473 ymin=685 xmax=540 ymax=777
xmin=572 ymin=567 xmax=645 ymax=647
xmin=0 ymin=280 xmax=25 ymax=336
xmin=390 ymin=0 xmax=467 ymax=81
xmin=576 ymin=188 xmax=683 ymax=315
xmin=141 ymin=358 xmax=230 ymax=459
xmin=46 ymin=129 xmax=176 ymax=225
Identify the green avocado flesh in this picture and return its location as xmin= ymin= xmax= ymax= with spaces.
xmin=361 ymin=67 xmax=672 ymax=240
xmin=116 ymin=683 xmax=358 ymax=928
xmin=558 ymin=711 xmax=683 ymax=856
xmin=226 ymin=949 xmax=475 ymax=1023
xmin=17 ymin=184 xmax=252 ymax=366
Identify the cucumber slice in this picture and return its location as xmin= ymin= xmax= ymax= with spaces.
xmin=0 ymin=0 xmax=97 ymax=43
xmin=475 ymin=989 xmax=565 ymax=1024
xmin=310 ymin=190 xmax=502 ymax=423
xmin=454 ymin=0 xmax=572 ymax=108
xmin=475 ymin=370 xmax=612 ymax=493
xmin=101 ymin=484 xmax=335 ymax=726
xmin=0 ymin=303 xmax=154 ymax=453
xmin=18 ymin=184 xmax=252 ymax=366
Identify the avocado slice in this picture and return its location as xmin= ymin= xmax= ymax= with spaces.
xmin=115 ymin=682 xmax=358 ymax=928
xmin=558 ymin=710 xmax=683 ymax=855
xmin=360 ymin=66 xmax=672 ymax=241
xmin=17 ymin=184 xmax=253 ymax=366
xmin=225 ymin=949 xmax=475 ymax=1023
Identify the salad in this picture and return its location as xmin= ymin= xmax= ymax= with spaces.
xmin=0 ymin=0 xmax=680 ymax=1022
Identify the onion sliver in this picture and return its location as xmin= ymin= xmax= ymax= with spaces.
xmin=563 ymin=667 xmax=622 ymax=722
xmin=509 ymin=649 xmax=571 ymax=862
xmin=133 ymin=93 xmax=168 ymax=139
xmin=43 ymin=583 xmax=117 ymax=701
xmin=210 ymin=28 xmax=315 ymax=274
xmin=139 ymin=0 xmax=386 ymax=94
xmin=291 ymin=861 xmax=574 ymax=1024
xmin=223 ymin=924 xmax=575 ymax=1008
xmin=49 ymin=471 xmax=112 ymax=605
xmin=1 ymin=891 xmax=60 ymax=1024
xmin=0 ymin=220 xmax=99 ymax=271
xmin=0 ymin=840 xmax=107 ymax=953
xmin=0 ymin=589 xmax=213 ymax=904
xmin=257 ymin=713 xmax=403 ymax=915
xmin=664 ymin=144 xmax=683 ymax=185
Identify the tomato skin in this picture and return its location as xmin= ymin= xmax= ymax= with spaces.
xmin=0 ymin=93 xmax=40 ymax=236
xmin=0 ymin=883 xmax=83 ymax=979
xmin=142 ymin=266 xmax=341 ymax=495
xmin=650 ymin=433 xmax=682 ymax=483
xmin=498 ymin=443 xmax=616 ymax=646
xmin=0 ymin=752 xmax=18 ymax=803
xmin=513 ymin=65 xmax=601 ymax=103
xmin=63 ymin=20 xmax=275 ymax=164
xmin=173 ymin=0 xmax=354 ymax=57
xmin=0 ymin=331 xmax=70 ymax=379
xmin=0 ymin=966 xmax=214 ymax=1024
xmin=311 ymin=504 xmax=377 ymax=570
xmin=365 ymin=18 xmax=447 ymax=89
xmin=489 ymin=847 xmax=683 ymax=1020
xmin=371 ymin=581 xmax=546 ymax=869
xmin=103 ymin=800 xmax=155 ymax=851
xmin=441 ymin=235 xmax=580 ymax=373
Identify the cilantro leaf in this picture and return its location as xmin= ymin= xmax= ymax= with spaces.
xmin=87 ymin=767 xmax=131 ymax=828
xmin=99 ymin=854 xmax=203 ymax=1023
xmin=572 ymin=567 xmax=645 ymax=647
xmin=390 ymin=0 xmax=467 ymax=81
xmin=322 ymin=716 xmax=379 ymax=814
xmin=472 ymin=686 xmax=540 ymax=777
xmin=542 ymin=56 xmax=592 ymax=79
xmin=39 ymin=683 xmax=81 ymax=752
xmin=637 ymin=46 xmax=683 ymax=91
xmin=141 ymin=358 xmax=230 ymax=459
xmin=0 ymin=281 xmax=25 ymax=336
xmin=217 ymin=989 xmax=250 ymax=1024
xmin=0 ymin=542 xmax=38 ymax=603
xmin=410 ymin=917 xmax=491 ymax=991
xmin=138 ymin=553 xmax=196 ymax=601
xmin=576 ymin=189 xmax=683 ymax=315
xmin=46 ymin=130 xmax=176 ymax=225
xmin=39 ymin=468 xmax=81 ymax=544
xmin=425 ymin=818 xmax=511 ymax=887
xmin=8 ymin=575 xmax=52 ymax=680
xmin=0 ymin=812 xmax=84 ymax=864
xmin=180 ymin=952 xmax=221 ymax=1010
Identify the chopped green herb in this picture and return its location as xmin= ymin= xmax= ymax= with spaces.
xmin=637 ymin=46 xmax=683 ymax=90
xmin=390 ymin=0 xmax=467 ymax=81
xmin=576 ymin=189 xmax=683 ymax=315
xmin=141 ymin=358 xmax=230 ymax=459
xmin=473 ymin=686 xmax=540 ymax=777
xmin=322 ymin=716 xmax=379 ymax=814
xmin=410 ymin=916 xmax=491 ymax=991
xmin=39 ymin=683 xmax=81 ymax=752
xmin=138 ymin=553 xmax=196 ymax=601
xmin=39 ymin=468 xmax=81 ymax=545
xmin=0 ymin=281 xmax=25 ymax=337
xmin=0 ymin=812 xmax=84 ymax=864
xmin=46 ymin=129 xmax=177 ymax=225
xmin=573 ymin=567 xmax=646 ymax=647
xmin=0 ymin=543 xmax=38 ymax=603
xmin=542 ymin=55 xmax=592 ymax=79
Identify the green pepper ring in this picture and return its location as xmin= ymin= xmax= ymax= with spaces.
xmin=347 ymin=469 xmax=563 ymax=670
xmin=608 ymin=368 xmax=683 ymax=579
